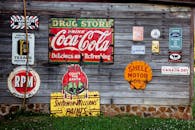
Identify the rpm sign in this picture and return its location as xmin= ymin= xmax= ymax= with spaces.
xmin=7 ymin=66 xmax=40 ymax=98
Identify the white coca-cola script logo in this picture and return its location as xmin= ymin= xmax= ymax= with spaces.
xmin=51 ymin=30 xmax=112 ymax=51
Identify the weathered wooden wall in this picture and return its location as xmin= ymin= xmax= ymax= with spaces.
xmin=0 ymin=1 xmax=193 ymax=105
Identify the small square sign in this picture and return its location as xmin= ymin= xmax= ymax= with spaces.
xmin=168 ymin=51 xmax=182 ymax=63
xmin=133 ymin=26 xmax=144 ymax=41
xmin=12 ymin=33 xmax=35 ymax=65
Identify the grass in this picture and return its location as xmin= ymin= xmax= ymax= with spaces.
xmin=1 ymin=78 xmax=195 ymax=130
xmin=1 ymin=112 xmax=195 ymax=130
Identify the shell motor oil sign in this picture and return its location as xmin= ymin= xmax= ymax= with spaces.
xmin=51 ymin=64 xmax=100 ymax=117
xmin=49 ymin=18 xmax=114 ymax=64
xmin=7 ymin=66 xmax=40 ymax=98
xmin=124 ymin=61 xmax=152 ymax=90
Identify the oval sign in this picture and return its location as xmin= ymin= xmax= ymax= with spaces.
xmin=7 ymin=66 xmax=40 ymax=98
xmin=169 ymin=53 xmax=181 ymax=60
xmin=170 ymin=32 xmax=181 ymax=38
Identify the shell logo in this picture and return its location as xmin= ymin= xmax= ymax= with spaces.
xmin=124 ymin=61 xmax=152 ymax=90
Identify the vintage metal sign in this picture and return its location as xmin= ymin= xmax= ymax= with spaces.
xmin=151 ymin=29 xmax=160 ymax=39
xmin=161 ymin=66 xmax=190 ymax=75
xmin=132 ymin=26 xmax=144 ymax=41
xmin=124 ymin=61 xmax=152 ymax=90
xmin=169 ymin=28 xmax=182 ymax=50
xmin=62 ymin=64 xmax=88 ymax=98
xmin=10 ymin=15 xmax=39 ymax=29
xmin=49 ymin=18 xmax=114 ymax=63
xmin=7 ymin=66 xmax=40 ymax=98
xmin=50 ymin=91 xmax=100 ymax=117
xmin=12 ymin=33 xmax=35 ymax=65
xmin=152 ymin=40 xmax=160 ymax=54
xmin=131 ymin=45 xmax=145 ymax=54
xmin=168 ymin=51 xmax=182 ymax=63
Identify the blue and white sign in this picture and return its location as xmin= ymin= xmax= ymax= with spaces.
xmin=169 ymin=28 xmax=182 ymax=50
xmin=131 ymin=45 xmax=145 ymax=54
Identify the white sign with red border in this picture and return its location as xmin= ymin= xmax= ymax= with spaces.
xmin=7 ymin=66 xmax=40 ymax=98
xmin=161 ymin=66 xmax=190 ymax=75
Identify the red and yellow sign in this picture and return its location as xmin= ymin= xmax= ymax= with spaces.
xmin=124 ymin=61 xmax=152 ymax=89
xmin=49 ymin=18 xmax=114 ymax=64
xmin=50 ymin=91 xmax=100 ymax=117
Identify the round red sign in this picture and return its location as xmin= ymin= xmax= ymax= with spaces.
xmin=7 ymin=66 xmax=40 ymax=98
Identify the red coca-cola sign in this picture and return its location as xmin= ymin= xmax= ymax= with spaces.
xmin=7 ymin=66 xmax=40 ymax=98
xmin=62 ymin=64 xmax=88 ymax=96
xmin=49 ymin=18 xmax=114 ymax=64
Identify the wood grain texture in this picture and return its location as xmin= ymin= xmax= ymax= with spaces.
xmin=0 ymin=1 xmax=193 ymax=105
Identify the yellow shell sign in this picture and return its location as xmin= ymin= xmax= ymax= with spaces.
xmin=124 ymin=61 xmax=152 ymax=90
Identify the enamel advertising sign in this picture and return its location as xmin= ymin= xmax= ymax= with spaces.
xmin=62 ymin=64 xmax=88 ymax=98
xmin=7 ymin=66 xmax=40 ymax=98
xmin=50 ymin=91 xmax=100 ymax=117
xmin=124 ymin=61 xmax=152 ymax=90
xmin=10 ymin=15 xmax=39 ymax=30
xmin=169 ymin=28 xmax=182 ymax=50
xmin=131 ymin=45 xmax=145 ymax=54
xmin=152 ymin=40 xmax=160 ymax=54
xmin=12 ymin=33 xmax=35 ymax=65
xmin=132 ymin=26 xmax=144 ymax=41
xmin=49 ymin=18 xmax=114 ymax=64
xmin=161 ymin=66 xmax=190 ymax=75
xmin=168 ymin=51 xmax=182 ymax=63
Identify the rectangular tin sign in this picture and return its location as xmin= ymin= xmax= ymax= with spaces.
xmin=49 ymin=18 xmax=114 ymax=64
xmin=169 ymin=28 xmax=182 ymax=50
xmin=12 ymin=33 xmax=34 ymax=65
xmin=133 ymin=26 xmax=144 ymax=41
xmin=161 ymin=66 xmax=190 ymax=75
xmin=10 ymin=15 xmax=39 ymax=29
xmin=50 ymin=91 xmax=100 ymax=117
xmin=131 ymin=45 xmax=145 ymax=54
xmin=151 ymin=40 xmax=159 ymax=54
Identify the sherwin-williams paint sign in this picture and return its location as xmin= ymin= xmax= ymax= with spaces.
xmin=49 ymin=18 xmax=114 ymax=64
xmin=124 ymin=61 xmax=152 ymax=90
xmin=50 ymin=91 xmax=100 ymax=117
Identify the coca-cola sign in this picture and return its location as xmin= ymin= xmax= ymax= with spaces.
xmin=49 ymin=18 xmax=114 ymax=63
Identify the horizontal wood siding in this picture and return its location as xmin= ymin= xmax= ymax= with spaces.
xmin=0 ymin=1 xmax=193 ymax=105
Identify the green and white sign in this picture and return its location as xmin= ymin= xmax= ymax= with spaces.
xmin=169 ymin=28 xmax=182 ymax=50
